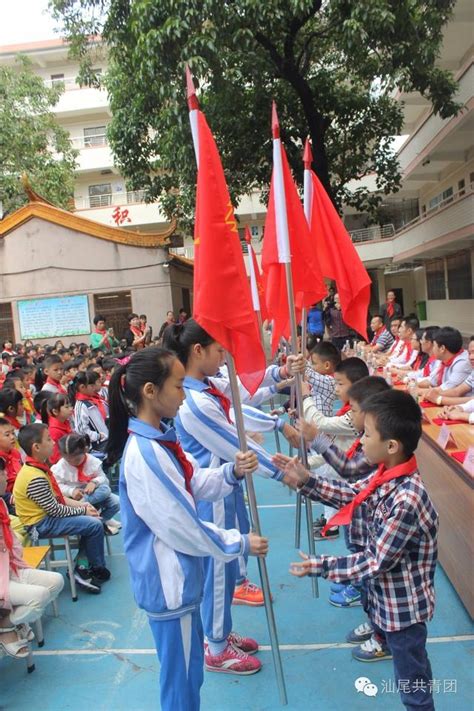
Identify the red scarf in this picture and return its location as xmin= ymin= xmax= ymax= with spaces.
xmin=410 ymin=352 xmax=423 ymax=371
xmin=48 ymin=417 xmax=73 ymax=464
xmin=398 ymin=340 xmax=413 ymax=363
xmin=160 ymin=440 xmax=194 ymax=495
xmin=0 ymin=498 xmax=18 ymax=574
xmin=386 ymin=302 xmax=395 ymax=318
xmin=423 ymin=355 xmax=436 ymax=377
xmin=322 ymin=455 xmax=417 ymax=536
xmin=24 ymin=457 xmax=66 ymax=504
xmin=0 ymin=448 xmax=22 ymax=492
xmin=95 ymin=328 xmax=111 ymax=350
xmin=437 ymin=350 xmax=464 ymax=387
xmin=371 ymin=326 xmax=386 ymax=346
xmin=75 ymin=392 xmax=107 ymax=421
xmin=206 ymin=383 xmax=232 ymax=423
xmin=130 ymin=325 xmax=145 ymax=349
xmin=46 ymin=377 xmax=67 ymax=395
xmin=345 ymin=437 xmax=362 ymax=460
xmin=3 ymin=414 xmax=21 ymax=431
xmin=335 ymin=403 xmax=351 ymax=417
xmin=76 ymin=455 xmax=93 ymax=483
xmin=388 ymin=336 xmax=400 ymax=355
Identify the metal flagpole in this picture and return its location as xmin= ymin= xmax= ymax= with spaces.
xmin=272 ymin=104 xmax=318 ymax=596
xmin=226 ymin=352 xmax=288 ymax=706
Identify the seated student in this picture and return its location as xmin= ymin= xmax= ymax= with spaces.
xmin=63 ymin=360 xmax=79 ymax=385
xmin=69 ymin=372 xmax=108 ymax=458
xmin=387 ymin=316 xmax=419 ymax=368
xmin=0 ymin=417 xmax=22 ymax=494
xmin=0 ymin=389 xmax=25 ymax=437
xmin=298 ymin=357 xmax=369 ymax=540
xmin=301 ymin=376 xmax=390 ymax=608
xmin=36 ymin=355 xmax=67 ymax=395
xmin=423 ymin=335 xmax=474 ymax=406
xmin=52 ymin=434 xmax=120 ymax=534
xmin=417 ymin=327 xmax=471 ymax=396
xmin=13 ymin=424 xmax=109 ymax=594
xmin=0 ymin=457 xmax=64 ymax=659
xmin=391 ymin=329 xmax=427 ymax=377
xmin=367 ymin=315 xmax=394 ymax=354
xmin=285 ymin=389 xmax=438 ymax=711
xmin=43 ymin=393 xmax=74 ymax=465
xmin=106 ymin=346 xmax=268 ymax=709
xmin=406 ymin=326 xmax=440 ymax=383
xmin=375 ymin=316 xmax=402 ymax=365
xmin=304 ymin=341 xmax=341 ymax=417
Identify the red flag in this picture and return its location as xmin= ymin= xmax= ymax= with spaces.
xmin=262 ymin=106 xmax=326 ymax=353
xmin=305 ymin=140 xmax=371 ymax=339
xmin=244 ymin=227 xmax=268 ymax=322
xmin=188 ymin=76 xmax=265 ymax=394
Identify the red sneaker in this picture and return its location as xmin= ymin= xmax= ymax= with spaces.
xmin=232 ymin=579 xmax=265 ymax=606
xmin=228 ymin=631 xmax=259 ymax=655
xmin=205 ymin=642 xmax=262 ymax=675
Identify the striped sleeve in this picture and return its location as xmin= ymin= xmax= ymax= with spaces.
xmin=26 ymin=478 xmax=87 ymax=518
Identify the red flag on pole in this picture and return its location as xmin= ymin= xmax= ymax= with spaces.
xmin=244 ymin=227 xmax=268 ymax=322
xmin=187 ymin=69 xmax=265 ymax=394
xmin=304 ymin=139 xmax=371 ymax=340
xmin=262 ymin=104 xmax=326 ymax=353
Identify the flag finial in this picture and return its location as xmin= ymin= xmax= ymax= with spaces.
xmin=185 ymin=64 xmax=199 ymax=110
xmin=271 ymin=101 xmax=280 ymax=139
xmin=303 ymin=137 xmax=313 ymax=169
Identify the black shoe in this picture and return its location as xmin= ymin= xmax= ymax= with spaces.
xmin=90 ymin=566 xmax=111 ymax=583
xmin=312 ymin=516 xmax=327 ymax=533
xmin=314 ymin=526 xmax=339 ymax=541
xmin=73 ymin=566 xmax=101 ymax=594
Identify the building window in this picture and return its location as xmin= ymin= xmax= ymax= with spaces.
xmin=426 ymin=258 xmax=445 ymax=300
xmin=0 ymin=302 xmax=14 ymax=345
xmin=458 ymin=179 xmax=465 ymax=197
xmin=93 ymin=291 xmax=132 ymax=340
xmin=50 ymin=73 xmax=65 ymax=87
xmin=251 ymin=225 xmax=259 ymax=237
xmin=83 ymin=125 xmax=107 ymax=147
xmin=447 ymin=251 xmax=473 ymax=300
xmin=181 ymin=288 xmax=191 ymax=315
xmin=88 ymin=183 xmax=112 ymax=208
xmin=428 ymin=187 xmax=453 ymax=210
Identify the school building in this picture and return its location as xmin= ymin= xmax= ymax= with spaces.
xmin=0 ymin=182 xmax=193 ymax=345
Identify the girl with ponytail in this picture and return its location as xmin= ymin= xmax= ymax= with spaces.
xmin=106 ymin=346 xmax=267 ymax=711
xmin=162 ymin=320 xmax=298 ymax=675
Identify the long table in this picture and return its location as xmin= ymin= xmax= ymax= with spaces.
xmin=416 ymin=406 xmax=474 ymax=618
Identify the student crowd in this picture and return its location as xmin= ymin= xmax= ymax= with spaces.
xmin=0 ymin=307 xmax=472 ymax=711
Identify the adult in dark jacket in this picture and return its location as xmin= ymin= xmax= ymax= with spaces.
xmin=380 ymin=290 xmax=402 ymax=328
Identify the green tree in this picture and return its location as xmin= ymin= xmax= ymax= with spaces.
xmin=0 ymin=56 xmax=78 ymax=215
xmin=50 ymin=0 xmax=460 ymax=224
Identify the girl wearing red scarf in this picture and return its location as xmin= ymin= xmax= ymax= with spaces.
xmin=0 ymin=417 xmax=22 ymax=493
xmin=69 ymin=371 xmax=109 ymax=456
xmin=0 ymin=458 xmax=64 ymax=659
xmin=0 ymin=388 xmax=25 ymax=437
xmin=44 ymin=393 xmax=74 ymax=465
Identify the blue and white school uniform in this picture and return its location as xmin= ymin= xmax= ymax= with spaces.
xmin=120 ymin=417 xmax=247 ymax=711
xmin=174 ymin=370 xmax=284 ymax=647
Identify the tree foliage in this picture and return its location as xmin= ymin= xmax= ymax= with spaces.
xmin=0 ymin=56 xmax=78 ymax=215
xmin=50 ymin=0 xmax=460 ymax=225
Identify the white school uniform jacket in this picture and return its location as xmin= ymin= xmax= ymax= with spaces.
xmin=52 ymin=454 xmax=107 ymax=497
xmin=175 ymin=371 xmax=285 ymax=481
xmin=120 ymin=417 xmax=247 ymax=620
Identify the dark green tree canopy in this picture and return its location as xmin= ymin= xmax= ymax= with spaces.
xmin=0 ymin=56 xmax=78 ymax=215
xmin=51 ymin=0 xmax=460 ymax=225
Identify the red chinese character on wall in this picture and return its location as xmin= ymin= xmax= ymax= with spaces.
xmin=111 ymin=206 xmax=132 ymax=226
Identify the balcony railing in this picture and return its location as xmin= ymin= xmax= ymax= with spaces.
xmin=74 ymin=189 xmax=147 ymax=209
xmin=348 ymin=224 xmax=395 ymax=243
xmin=44 ymin=76 xmax=80 ymax=90
xmin=70 ymin=134 xmax=109 ymax=149
xmin=394 ymin=183 xmax=473 ymax=235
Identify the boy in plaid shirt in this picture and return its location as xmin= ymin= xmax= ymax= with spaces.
xmin=303 ymin=341 xmax=341 ymax=417
xmin=279 ymin=390 xmax=438 ymax=711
